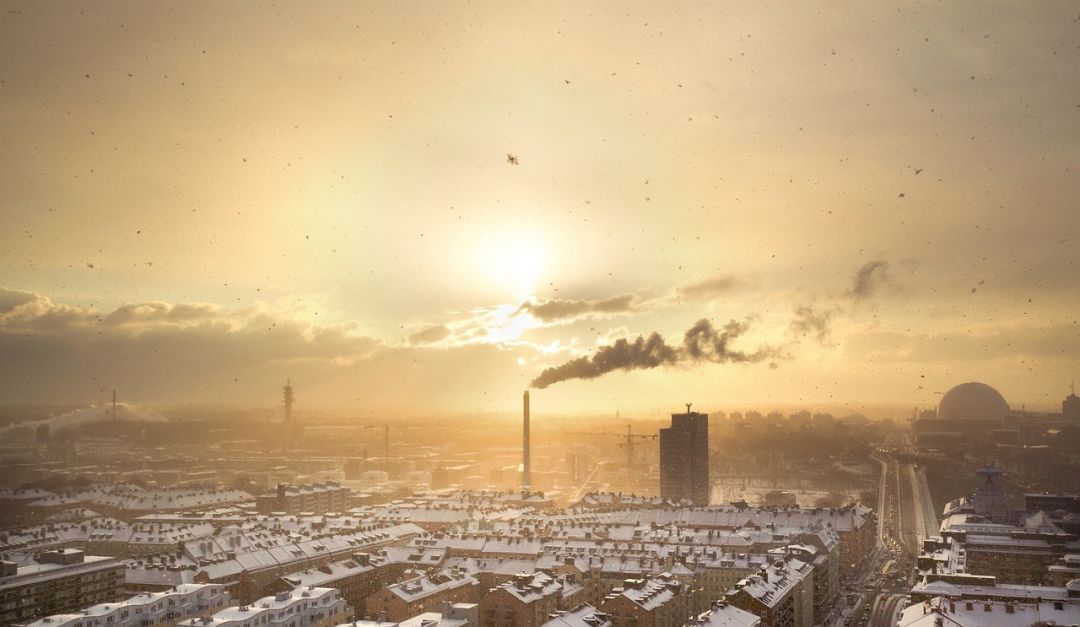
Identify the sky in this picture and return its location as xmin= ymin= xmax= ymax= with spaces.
xmin=1 ymin=1 xmax=1078 ymax=414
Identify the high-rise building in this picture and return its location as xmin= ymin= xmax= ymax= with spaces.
xmin=659 ymin=405 xmax=709 ymax=505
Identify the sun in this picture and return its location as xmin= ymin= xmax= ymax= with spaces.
xmin=481 ymin=233 xmax=547 ymax=302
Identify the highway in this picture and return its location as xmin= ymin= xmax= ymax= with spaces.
xmin=855 ymin=447 xmax=938 ymax=627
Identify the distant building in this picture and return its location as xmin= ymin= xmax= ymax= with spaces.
xmin=659 ymin=408 xmax=709 ymax=505
xmin=256 ymin=482 xmax=350 ymax=515
xmin=762 ymin=491 xmax=796 ymax=507
xmin=913 ymin=381 xmax=1011 ymax=448
xmin=0 ymin=549 xmax=125 ymax=625
xmin=1064 ymin=386 xmax=1080 ymax=420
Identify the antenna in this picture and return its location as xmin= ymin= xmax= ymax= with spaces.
xmin=685 ymin=402 xmax=692 ymax=414
xmin=283 ymin=379 xmax=294 ymax=424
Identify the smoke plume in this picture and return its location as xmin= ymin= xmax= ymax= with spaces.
xmin=848 ymin=260 xmax=893 ymax=300
xmin=790 ymin=305 xmax=834 ymax=343
xmin=531 ymin=318 xmax=775 ymax=388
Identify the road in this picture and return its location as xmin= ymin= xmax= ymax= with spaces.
xmin=857 ymin=450 xmax=936 ymax=627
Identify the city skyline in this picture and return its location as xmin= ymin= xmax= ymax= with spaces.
xmin=2 ymin=2 xmax=1078 ymax=413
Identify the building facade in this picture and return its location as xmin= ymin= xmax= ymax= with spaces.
xmin=19 ymin=583 xmax=230 ymax=627
xmin=0 ymin=550 xmax=125 ymax=625
xmin=659 ymin=410 xmax=709 ymax=505
xmin=255 ymin=482 xmax=350 ymax=515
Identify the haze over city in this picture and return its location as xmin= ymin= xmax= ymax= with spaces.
xmin=2 ymin=3 xmax=1079 ymax=627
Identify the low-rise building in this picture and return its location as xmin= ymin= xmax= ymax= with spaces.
xmin=337 ymin=602 xmax=478 ymax=627
xmin=366 ymin=569 xmax=481 ymax=622
xmin=257 ymin=483 xmax=351 ymax=515
xmin=724 ymin=556 xmax=812 ymax=627
xmin=540 ymin=604 xmax=612 ymax=627
xmin=685 ymin=600 xmax=760 ymax=627
xmin=480 ymin=572 xmax=562 ymax=627
xmin=177 ymin=586 xmax=348 ymax=627
xmin=0 ymin=550 xmax=125 ymax=625
xmin=18 ymin=583 xmax=229 ymax=627
xmin=276 ymin=552 xmax=409 ymax=617
xmin=897 ymin=594 xmax=1080 ymax=627
xmin=598 ymin=576 xmax=693 ymax=627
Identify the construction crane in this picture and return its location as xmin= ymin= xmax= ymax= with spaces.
xmin=566 ymin=424 xmax=657 ymax=469
xmin=618 ymin=424 xmax=657 ymax=470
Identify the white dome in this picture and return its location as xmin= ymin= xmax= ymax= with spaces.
xmin=938 ymin=382 xmax=1009 ymax=421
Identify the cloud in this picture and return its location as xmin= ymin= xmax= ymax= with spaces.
xmin=103 ymin=302 xmax=224 ymax=326
xmin=407 ymin=324 xmax=452 ymax=345
xmin=516 ymin=294 xmax=636 ymax=322
xmin=848 ymin=260 xmax=895 ymax=301
xmin=0 ymin=288 xmax=38 ymax=314
xmin=0 ymin=288 xmax=386 ymax=403
xmin=676 ymin=275 xmax=745 ymax=300
xmin=530 ymin=317 xmax=777 ymax=388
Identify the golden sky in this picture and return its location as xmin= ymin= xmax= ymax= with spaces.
xmin=1 ymin=1 xmax=1078 ymax=413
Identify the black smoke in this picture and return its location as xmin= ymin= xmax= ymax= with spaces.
xmin=530 ymin=318 xmax=775 ymax=389
xmin=789 ymin=305 xmax=834 ymax=343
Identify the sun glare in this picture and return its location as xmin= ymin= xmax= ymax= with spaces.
xmin=482 ymin=234 xmax=547 ymax=302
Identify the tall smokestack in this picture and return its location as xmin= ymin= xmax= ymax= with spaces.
xmin=112 ymin=389 xmax=117 ymax=421
xmin=523 ymin=390 xmax=531 ymax=491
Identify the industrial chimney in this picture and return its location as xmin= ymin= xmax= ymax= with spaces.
xmin=523 ymin=390 xmax=531 ymax=491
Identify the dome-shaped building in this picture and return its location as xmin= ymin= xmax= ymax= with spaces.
xmin=937 ymin=382 xmax=1010 ymax=421
xmin=914 ymin=381 xmax=1012 ymax=449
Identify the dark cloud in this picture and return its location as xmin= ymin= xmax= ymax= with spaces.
xmin=848 ymin=260 xmax=894 ymax=301
xmin=531 ymin=317 xmax=776 ymax=388
xmin=517 ymin=294 xmax=636 ymax=322
xmin=407 ymin=324 xmax=452 ymax=345
xmin=0 ymin=289 xmax=381 ymax=403
xmin=676 ymin=275 xmax=744 ymax=300
xmin=0 ymin=288 xmax=38 ymax=314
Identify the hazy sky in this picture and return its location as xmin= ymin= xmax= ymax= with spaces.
xmin=2 ymin=1 xmax=1078 ymax=414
